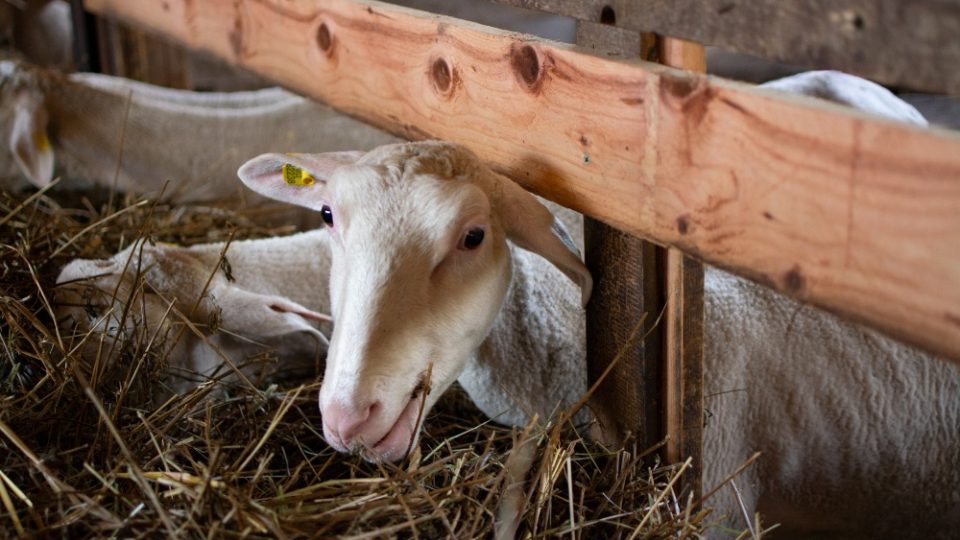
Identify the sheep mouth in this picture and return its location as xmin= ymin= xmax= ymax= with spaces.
xmin=365 ymin=368 xmax=433 ymax=461
xmin=363 ymin=395 xmax=424 ymax=462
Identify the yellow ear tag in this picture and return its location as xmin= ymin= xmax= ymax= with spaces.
xmin=282 ymin=163 xmax=315 ymax=186
xmin=33 ymin=130 xmax=51 ymax=153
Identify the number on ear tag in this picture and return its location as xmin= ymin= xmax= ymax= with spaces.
xmin=282 ymin=163 xmax=315 ymax=186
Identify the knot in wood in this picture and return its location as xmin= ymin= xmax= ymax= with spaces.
xmin=661 ymin=73 xmax=700 ymax=99
xmin=784 ymin=265 xmax=806 ymax=295
xmin=830 ymin=10 xmax=866 ymax=32
xmin=511 ymin=44 xmax=541 ymax=90
xmin=431 ymin=57 xmax=452 ymax=94
xmin=317 ymin=23 xmax=333 ymax=54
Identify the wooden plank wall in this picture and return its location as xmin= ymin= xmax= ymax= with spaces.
xmin=70 ymin=0 xmax=190 ymax=88
xmin=82 ymin=0 xmax=960 ymax=363
xmin=491 ymin=0 xmax=960 ymax=95
xmin=95 ymin=20 xmax=191 ymax=89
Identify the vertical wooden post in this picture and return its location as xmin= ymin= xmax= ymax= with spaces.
xmin=579 ymin=16 xmax=706 ymax=499
xmin=578 ymin=21 xmax=663 ymax=452
xmin=658 ymin=36 xmax=706 ymax=500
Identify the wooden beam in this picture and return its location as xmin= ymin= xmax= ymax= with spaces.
xmin=489 ymin=0 xmax=599 ymax=22
xmin=490 ymin=0 xmax=960 ymax=95
xmin=84 ymin=0 xmax=960 ymax=362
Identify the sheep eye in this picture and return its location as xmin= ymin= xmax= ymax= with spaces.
xmin=461 ymin=228 xmax=484 ymax=250
xmin=320 ymin=205 xmax=334 ymax=226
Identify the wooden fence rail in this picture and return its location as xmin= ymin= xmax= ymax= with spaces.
xmin=83 ymin=0 xmax=960 ymax=362
xmin=490 ymin=0 xmax=960 ymax=95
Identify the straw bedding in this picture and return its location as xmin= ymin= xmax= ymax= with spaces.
xmin=0 ymin=184 xmax=725 ymax=538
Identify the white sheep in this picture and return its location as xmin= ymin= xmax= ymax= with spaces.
xmin=703 ymin=264 xmax=960 ymax=539
xmin=761 ymin=70 xmax=929 ymax=127
xmin=1 ymin=59 xmax=398 ymax=201
xmin=56 ymin=71 xmax=960 ymax=537
xmin=56 ymin=232 xmax=334 ymax=393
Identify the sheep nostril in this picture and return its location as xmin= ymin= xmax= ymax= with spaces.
xmin=326 ymin=400 xmax=381 ymax=446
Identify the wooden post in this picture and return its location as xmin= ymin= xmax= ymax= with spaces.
xmin=578 ymin=20 xmax=663 ymax=452
xmin=579 ymin=17 xmax=706 ymax=499
xmin=583 ymin=220 xmax=664 ymax=449
xmin=659 ymin=36 xmax=706 ymax=500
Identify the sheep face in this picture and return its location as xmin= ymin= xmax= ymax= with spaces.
xmin=320 ymin=151 xmax=512 ymax=462
xmin=238 ymin=141 xmax=591 ymax=462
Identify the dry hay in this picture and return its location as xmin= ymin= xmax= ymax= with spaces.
xmin=0 ymin=183 xmax=734 ymax=539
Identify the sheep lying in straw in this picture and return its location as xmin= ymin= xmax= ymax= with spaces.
xmin=56 ymin=232 xmax=334 ymax=394
xmin=56 ymin=71 xmax=960 ymax=538
xmin=0 ymin=59 xmax=397 ymax=201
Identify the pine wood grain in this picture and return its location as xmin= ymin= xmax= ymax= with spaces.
xmin=84 ymin=0 xmax=960 ymax=361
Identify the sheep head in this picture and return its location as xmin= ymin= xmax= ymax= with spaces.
xmin=238 ymin=141 xmax=591 ymax=462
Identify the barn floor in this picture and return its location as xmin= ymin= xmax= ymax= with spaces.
xmin=0 ymin=186 xmax=730 ymax=538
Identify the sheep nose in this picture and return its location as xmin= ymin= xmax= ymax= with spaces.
xmin=321 ymin=400 xmax=381 ymax=449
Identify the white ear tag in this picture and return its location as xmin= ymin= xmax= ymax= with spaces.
xmin=282 ymin=163 xmax=315 ymax=186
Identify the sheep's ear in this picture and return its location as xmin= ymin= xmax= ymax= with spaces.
xmin=9 ymin=92 xmax=54 ymax=187
xmin=216 ymin=288 xmax=331 ymax=344
xmin=237 ymin=151 xmax=364 ymax=211
xmin=493 ymin=174 xmax=593 ymax=307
